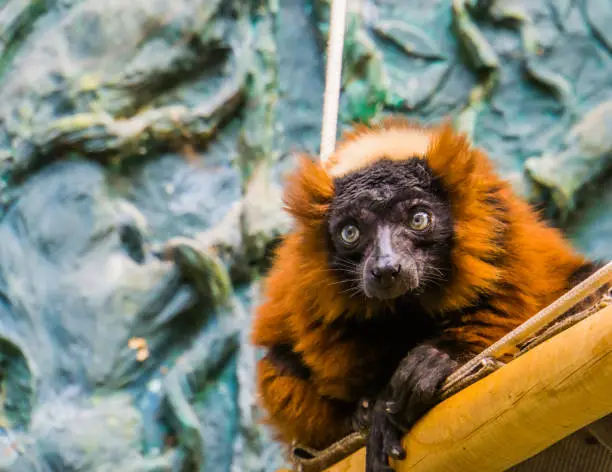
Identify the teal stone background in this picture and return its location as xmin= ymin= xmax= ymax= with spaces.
xmin=0 ymin=0 xmax=610 ymax=471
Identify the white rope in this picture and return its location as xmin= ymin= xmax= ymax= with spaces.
xmin=319 ymin=0 xmax=348 ymax=164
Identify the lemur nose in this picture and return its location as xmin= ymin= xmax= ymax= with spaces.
xmin=371 ymin=263 xmax=401 ymax=284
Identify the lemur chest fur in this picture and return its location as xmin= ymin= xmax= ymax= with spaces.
xmin=267 ymin=307 xmax=438 ymax=401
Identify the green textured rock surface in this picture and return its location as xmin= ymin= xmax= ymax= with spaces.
xmin=0 ymin=0 xmax=610 ymax=471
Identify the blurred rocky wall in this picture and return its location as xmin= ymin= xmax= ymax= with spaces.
xmin=0 ymin=0 xmax=610 ymax=471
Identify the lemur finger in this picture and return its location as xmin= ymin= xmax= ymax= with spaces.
xmin=353 ymin=397 xmax=373 ymax=431
xmin=383 ymin=425 xmax=405 ymax=460
xmin=366 ymin=409 xmax=397 ymax=472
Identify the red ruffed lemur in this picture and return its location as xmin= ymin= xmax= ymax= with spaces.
xmin=251 ymin=118 xmax=606 ymax=472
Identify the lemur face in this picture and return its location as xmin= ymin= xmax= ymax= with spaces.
xmin=327 ymin=158 xmax=454 ymax=301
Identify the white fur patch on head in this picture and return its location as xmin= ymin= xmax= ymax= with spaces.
xmin=324 ymin=127 xmax=433 ymax=178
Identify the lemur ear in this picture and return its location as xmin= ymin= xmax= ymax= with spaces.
xmin=282 ymin=154 xmax=334 ymax=228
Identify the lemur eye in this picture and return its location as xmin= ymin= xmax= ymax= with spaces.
xmin=409 ymin=211 xmax=431 ymax=231
xmin=340 ymin=224 xmax=360 ymax=246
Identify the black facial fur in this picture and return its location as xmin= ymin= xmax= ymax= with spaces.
xmin=327 ymin=158 xmax=454 ymax=301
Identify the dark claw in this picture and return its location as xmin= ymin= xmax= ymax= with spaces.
xmin=383 ymin=422 xmax=405 ymax=462
xmin=384 ymin=400 xmax=400 ymax=414
xmin=389 ymin=444 xmax=406 ymax=461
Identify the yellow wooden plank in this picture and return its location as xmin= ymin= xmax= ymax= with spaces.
xmin=314 ymin=303 xmax=612 ymax=472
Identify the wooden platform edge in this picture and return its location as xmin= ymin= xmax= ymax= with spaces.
xmin=280 ymin=303 xmax=612 ymax=472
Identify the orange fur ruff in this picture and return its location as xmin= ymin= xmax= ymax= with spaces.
xmin=251 ymin=118 xmax=588 ymax=449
